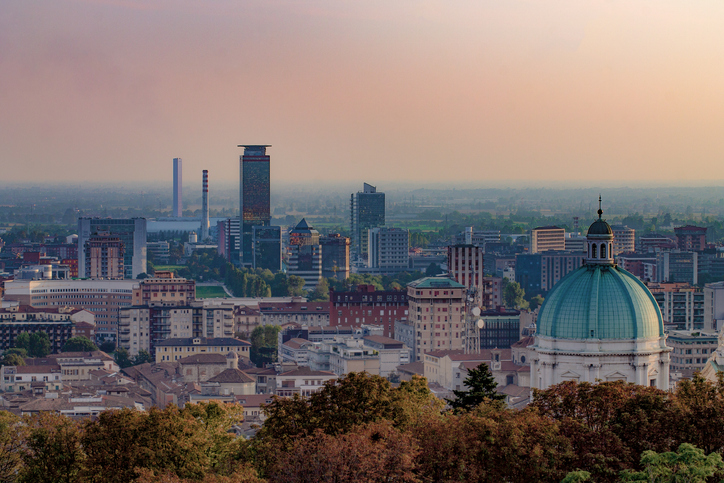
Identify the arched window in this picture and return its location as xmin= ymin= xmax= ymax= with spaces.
xmin=601 ymin=243 xmax=606 ymax=259
xmin=592 ymin=244 xmax=597 ymax=258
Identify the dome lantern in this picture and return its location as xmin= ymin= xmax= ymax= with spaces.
xmin=586 ymin=196 xmax=614 ymax=265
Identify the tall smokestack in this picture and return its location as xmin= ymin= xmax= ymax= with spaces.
xmin=201 ymin=170 xmax=209 ymax=241
xmin=172 ymin=158 xmax=182 ymax=217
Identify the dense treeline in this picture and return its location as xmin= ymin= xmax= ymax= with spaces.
xmin=5 ymin=373 xmax=724 ymax=482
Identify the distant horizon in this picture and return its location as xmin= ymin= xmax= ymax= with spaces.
xmin=3 ymin=1 xmax=724 ymax=184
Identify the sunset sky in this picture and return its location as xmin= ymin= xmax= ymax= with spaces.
xmin=2 ymin=0 xmax=724 ymax=185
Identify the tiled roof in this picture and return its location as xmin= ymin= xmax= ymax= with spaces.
xmin=177 ymin=354 xmax=228 ymax=365
xmin=396 ymin=361 xmax=424 ymax=375
xmin=279 ymin=366 xmax=335 ymax=377
xmin=363 ymin=335 xmax=404 ymax=348
xmin=206 ymin=368 xmax=255 ymax=384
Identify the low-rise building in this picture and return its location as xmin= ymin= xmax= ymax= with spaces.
xmin=259 ymin=300 xmax=330 ymax=327
xmin=1 ymin=364 xmax=62 ymax=393
xmin=667 ymin=330 xmax=718 ymax=380
xmin=155 ymin=337 xmax=251 ymax=363
xmin=362 ymin=335 xmax=411 ymax=377
xmin=276 ymin=366 xmax=336 ymax=397
xmin=329 ymin=285 xmax=408 ymax=338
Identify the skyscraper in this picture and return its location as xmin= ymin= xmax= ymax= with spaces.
xmin=238 ymin=145 xmax=271 ymax=267
xmin=172 ymin=158 xmax=182 ymax=217
xmin=350 ymin=183 xmax=385 ymax=262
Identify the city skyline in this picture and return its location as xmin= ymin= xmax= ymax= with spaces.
xmin=3 ymin=1 xmax=724 ymax=184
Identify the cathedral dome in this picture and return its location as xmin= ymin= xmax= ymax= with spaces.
xmin=587 ymin=219 xmax=613 ymax=236
xmin=536 ymin=264 xmax=664 ymax=340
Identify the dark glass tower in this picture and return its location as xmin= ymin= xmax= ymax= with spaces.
xmin=350 ymin=183 xmax=385 ymax=262
xmin=238 ymin=145 xmax=271 ymax=267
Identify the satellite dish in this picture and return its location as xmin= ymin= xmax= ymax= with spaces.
xmin=477 ymin=319 xmax=485 ymax=329
xmin=471 ymin=307 xmax=481 ymax=316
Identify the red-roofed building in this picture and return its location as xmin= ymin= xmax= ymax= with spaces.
xmin=259 ymin=301 xmax=329 ymax=326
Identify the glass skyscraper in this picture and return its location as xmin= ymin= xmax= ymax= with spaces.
xmin=239 ymin=145 xmax=271 ymax=267
xmin=350 ymin=183 xmax=385 ymax=262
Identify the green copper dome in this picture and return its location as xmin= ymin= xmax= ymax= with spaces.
xmin=537 ymin=265 xmax=664 ymax=340
xmin=587 ymin=219 xmax=613 ymax=236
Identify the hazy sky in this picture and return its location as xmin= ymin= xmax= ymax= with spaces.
xmin=3 ymin=0 xmax=724 ymax=185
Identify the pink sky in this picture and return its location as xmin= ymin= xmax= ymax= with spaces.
xmin=2 ymin=0 xmax=724 ymax=184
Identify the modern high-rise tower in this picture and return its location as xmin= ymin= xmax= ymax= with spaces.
xmin=200 ymin=170 xmax=210 ymax=241
xmin=238 ymin=145 xmax=271 ymax=267
xmin=350 ymin=183 xmax=385 ymax=262
xmin=77 ymin=218 xmax=147 ymax=279
xmin=172 ymin=158 xmax=183 ymax=217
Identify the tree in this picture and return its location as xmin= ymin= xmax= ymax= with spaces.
xmin=503 ymin=281 xmax=526 ymax=309
xmin=446 ymin=363 xmax=505 ymax=412
xmin=15 ymin=332 xmax=52 ymax=358
xmin=1 ymin=348 xmax=26 ymax=367
xmin=99 ymin=341 xmax=116 ymax=354
xmin=287 ymin=276 xmax=306 ymax=297
xmin=425 ymin=263 xmax=444 ymax=277
xmin=114 ymin=347 xmax=133 ymax=369
xmin=620 ymin=444 xmax=724 ymax=483
xmin=61 ymin=336 xmax=98 ymax=353
xmin=307 ymin=278 xmax=330 ymax=302
xmin=19 ymin=413 xmax=85 ymax=483
xmin=0 ymin=411 xmax=25 ymax=482
xmin=270 ymin=422 xmax=419 ymax=483
xmin=249 ymin=326 xmax=280 ymax=366
xmin=528 ymin=294 xmax=545 ymax=311
xmin=133 ymin=350 xmax=152 ymax=366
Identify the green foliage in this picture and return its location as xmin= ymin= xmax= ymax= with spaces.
xmin=425 ymin=262 xmax=444 ymax=277
xmin=249 ymin=326 xmax=280 ymax=367
xmin=503 ymin=281 xmax=527 ymax=309
xmin=0 ymin=411 xmax=25 ymax=482
xmin=1 ymin=348 xmax=26 ymax=367
xmin=446 ymin=363 xmax=505 ymax=412
xmin=98 ymin=341 xmax=116 ymax=353
xmin=286 ymin=276 xmax=306 ymax=297
xmin=619 ymin=443 xmax=724 ymax=483
xmin=61 ymin=336 xmax=98 ymax=353
xmin=113 ymin=347 xmax=133 ymax=368
xmin=307 ymin=278 xmax=330 ymax=302
xmin=15 ymin=332 xmax=51 ymax=358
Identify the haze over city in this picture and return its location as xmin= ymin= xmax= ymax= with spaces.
xmin=3 ymin=0 xmax=724 ymax=184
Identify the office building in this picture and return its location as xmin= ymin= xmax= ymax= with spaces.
xmin=217 ymin=218 xmax=240 ymax=262
xmin=350 ymin=183 xmax=385 ymax=262
xmin=638 ymin=233 xmax=677 ymax=253
xmin=515 ymin=251 xmax=585 ymax=296
xmin=455 ymin=228 xmax=501 ymax=247
xmin=657 ymin=251 xmax=698 ymax=285
xmin=252 ymin=225 xmax=282 ymax=272
xmin=286 ymin=219 xmax=322 ymax=290
xmin=478 ymin=307 xmax=522 ymax=349
xmin=611 ymin=225 xmax=635 ymax=255
xmin=668 ymin=330 xmax=718 ymax=379
xmin=3 ymin=278 xmax=137 ymax=341
xmin=320 ymin=234 xmax=350 ymax=280
xmin=239 ymin=145 xmax=271 ymax=267
xmin=146 ymin=241 xmax=170 ymax=264
xmin=447 ymin=244 xmax=484 ymax=294
xmin=77 ymin=218 xmax=147 ymax=279
xmin=675 ymin=225 xmax=707 ymax=251
xmin=173 ymin=158 xmax=182 ymax=217
xmin=704 ymin=281 xmax=724 ymax=331
xmin=83 ymin=232 xmax=124 ymax=280
xmin=617 ymin=253 xmax=657 ymax=281
xmin=368 ymin=227 xmax=409 ymax=274
xmin=648 ymin=283 xmax=704 ymax=330
xmin=530 ymin=226 xmax=565 ymax=254
xmin=407 ymin=277 xmax=466 ymax=361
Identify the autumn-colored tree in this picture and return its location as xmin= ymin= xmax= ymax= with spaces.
xmin=182 ymin=402 xmax=246 ymax=474
xmin=0 ymin=411 xmax=26 ymax=483
xmin=531 ymin=380 xmax=679 ymax=482
xmin=19 ymin=412 xmax=85 ymax=483
xmin=413 ymin=404 xmax=571 ymax=483
xmin=82 ymin=406 xmax=212 ymax=483
xmin=270 ymin=421 xmax=419 ymax=483
xmin=673 ymin=372 xmax=724 ymax=455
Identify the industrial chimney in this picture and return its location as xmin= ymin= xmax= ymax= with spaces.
xmin=201 ymin=170 xmax=209 ymax=241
